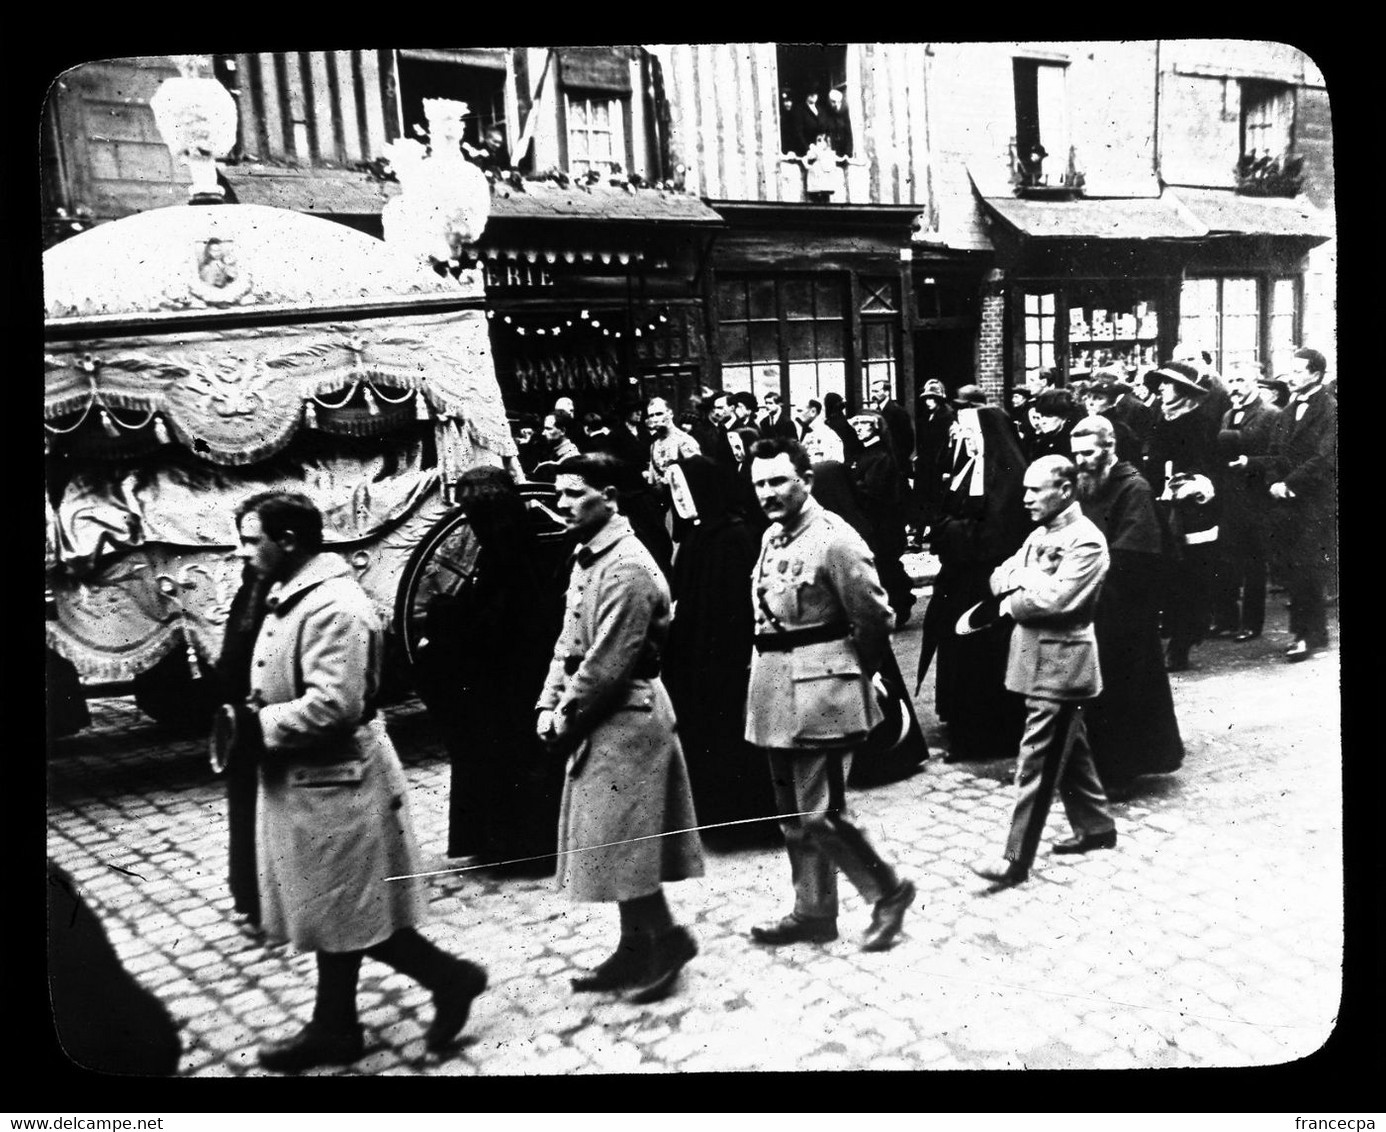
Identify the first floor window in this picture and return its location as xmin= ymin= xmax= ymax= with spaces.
xmin=567 ymin=94 xmax=623 ymax=176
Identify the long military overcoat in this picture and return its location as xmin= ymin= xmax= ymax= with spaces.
xmin=251 ymin=553 xmax=425 ymax=952
xmin=538 ymin=514 xmax=705 ymax=902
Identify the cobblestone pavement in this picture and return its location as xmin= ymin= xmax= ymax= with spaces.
xmin=44 ymin=590 xmax=1345 ymax=1078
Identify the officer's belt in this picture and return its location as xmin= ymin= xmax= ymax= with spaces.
xmin=753 ymin=620 xmax=851 ymax=652
xmin=564 ymin=653 xmax=661 ymax=679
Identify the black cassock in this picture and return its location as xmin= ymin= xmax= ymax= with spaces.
xmin=1079 ymin=460 xmax=1185 ymax=792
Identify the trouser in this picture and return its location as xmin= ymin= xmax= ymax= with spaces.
xmin=1004 ymin=698 xmax=1114 ymax=871
xmin=765 ymin=747 xmax=900 ymax=921
xmin=313 ymin=928 xmax=460 ymax=1030
xmin=1213 ymin=540 xmax=1267 ymax=635
xmin=1287 ymin=556 xmax=1329 ymax=647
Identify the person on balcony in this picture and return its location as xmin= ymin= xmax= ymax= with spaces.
xmin=825 ymin=88 xmax=853 ymax=157
xmin=779 ymin=90 xmax=807 ymax=156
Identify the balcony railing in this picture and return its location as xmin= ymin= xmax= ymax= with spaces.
xmin=776 ymin=152 xmax=871 ymax=204
xmin=1009 ymin=141 xmax=1085 ymax=199
xmin=1235 ymin=153 xmax=1304 ymax=198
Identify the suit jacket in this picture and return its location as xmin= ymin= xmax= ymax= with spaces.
xmin=1246 ymin=388 xmax=1336 ymax=507
xmin=991 ymin=503 xmax=1110 ymax=702
xmin=761 ymin=408 xmax=799 ymax=441
xmin=744 ymin=498 xmax=894 ymax=748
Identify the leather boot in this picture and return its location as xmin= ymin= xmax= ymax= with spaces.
xmin=624 ymin=926 xmax=698 ymax=1005
xmin=258 ymin=1020 xmax=364 ymax=1072
xmin=571 ymin=935 xmax=649 ymax=993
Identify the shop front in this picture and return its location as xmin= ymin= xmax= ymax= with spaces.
xmin=705 ymin=202 xmax=930 ymax=415
xmin=1164 ymin=187 xmax=1333 ymax=377
xmin=976 ymin=192 xmax=1208 ymax=388
xmin=467 ymin=181 xmax=722 ymax=420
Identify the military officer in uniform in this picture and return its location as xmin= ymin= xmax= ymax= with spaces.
xmin=744 ymin=436 xmax=917 ymax=951
xmin=971 ymin=456 xmax=1117 ymax=889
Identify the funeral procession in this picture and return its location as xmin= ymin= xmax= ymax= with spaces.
xmin=40 ymin=41 xmax=1353 ymax=1082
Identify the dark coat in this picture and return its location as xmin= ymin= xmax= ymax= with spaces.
xmin=214 ymin=568 xmax=272 ymax=922
xmin=663 ymin=456 xmax=773 ymax=824
xmin=1246 ymin=388 xmax=1336 ymax=573
xmin=1215 ymin=398 xmax=1281 ymax=554
xmin=917 ymin=406 xmax=1029 ymax=759
xmin=416 ymin=488 xmax=566 ymax=863
xmin=1107 ymin=389 xmax=1157 ymax=449
xmin=824 ymin=104 xmax=853 ymax=156
xmin=914 ymin=401 xmax=957 ymax=528
xmin=877 ymin=400 xmax=916 ymax=475
xmin=1079 ymin=461 xmax=1185 ymax=788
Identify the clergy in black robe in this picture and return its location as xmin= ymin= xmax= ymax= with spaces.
xmin=1071 ymin=416 xmax=1184 ymax=795
xmin=916 ymin=405 xmax=1029 ymax=762
xmin=810 ymin=460 xmax=931 ymax=788
xmin=662 ymin=455 xmax=774 ymax=830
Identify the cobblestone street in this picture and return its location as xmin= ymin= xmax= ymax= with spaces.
xmin=40 ymin=584 xmax=1352 ymax=1082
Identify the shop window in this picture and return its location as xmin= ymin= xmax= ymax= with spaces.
xmin=1023 ymin=292 xmax=1058 ymax=373
xmin=1013 ymin=59 xmax=1070 ymax=188
xmin=717 ymin=275 xmax=848 ymax=404
xmin=1180 ymin=276 xmax=1267 ymax=372
xmin=775 ymin=44 xmax=850 ymax=157
xmin=396 ymin=49 xmax=508 ymax=150
xmin=1269 ymin=278 xmax=1301 ymax=375
xmin=1067 ymin=291 xmax=1162 ymax=378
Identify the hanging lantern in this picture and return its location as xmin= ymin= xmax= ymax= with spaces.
xmin=415 ymin=391 xmax=432 ymax=421
xmin=154 ymin=416 xmax=171 ymax=445
xmin=303 ymin=401 xmax=319 ymax=429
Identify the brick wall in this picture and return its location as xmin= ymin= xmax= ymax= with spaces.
xmin=978 ymin=291 xmax=1006 ymax=400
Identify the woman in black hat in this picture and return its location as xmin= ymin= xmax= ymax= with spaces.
xmin=1145 ymin=361 xmax=1222 ymax=671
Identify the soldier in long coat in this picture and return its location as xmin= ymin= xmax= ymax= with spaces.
xmin=538 ymin=454 xmax=705 ymax=1004
xmin=237 ymin=493 xmax=487 ymax=1073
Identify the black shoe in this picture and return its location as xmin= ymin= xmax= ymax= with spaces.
xmin=425 ymin=958 xmax=488 ymax=1051
xmin=1052 ymin=829 xmax=1118 ymax=855
xmin=624 ymin=926 xmax=698 ymax=1004
xmin=749 ymin=914 xmax=839 ymax=946
xmin=971 ymin=859 xmax=1029 ymax=888
xmin=862 ymin=879 xmax=916 ymax=952
xmin=258 ymin=1020 xmax=364 ymax=1073
xmin=571 ymin=937 xmax=649 ymax=993
xmin=1232 ymin=629 xmax=1261 ymax=642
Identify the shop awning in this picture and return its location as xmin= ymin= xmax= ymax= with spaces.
xmin=222 ymin=166 xmax=724 ymax=228
xmin=221 ymin=165 xmax=392 ymax=215
xmin=1165 ymin=187 xmax=1333 ymax=241
xmin=487 ymin=181 xmax=723 ymax=225
xmin=979 ymin=192 xmax=1208 ymax=242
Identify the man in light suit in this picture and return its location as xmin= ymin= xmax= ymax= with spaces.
xmin=971 ymin=455 xmax=1116 ymax=889
xmin=744 ymin=437 xmax=916 ymax=950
